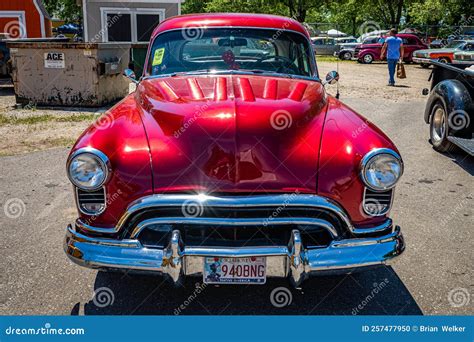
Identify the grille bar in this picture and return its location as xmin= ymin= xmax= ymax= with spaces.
xmin=76 ymin=187 xmax=106 ymax=215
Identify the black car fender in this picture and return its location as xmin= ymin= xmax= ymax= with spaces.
xmin=424 ymin=79 xmax=473 ymax=136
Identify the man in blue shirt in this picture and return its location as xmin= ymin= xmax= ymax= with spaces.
xmin=381 ymin=28 xmax=404 ymax=86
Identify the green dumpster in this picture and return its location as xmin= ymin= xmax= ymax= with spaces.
xmin=131 ymin=43 xmax=149 ymax=79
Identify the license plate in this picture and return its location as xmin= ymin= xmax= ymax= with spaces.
xmin=203 ymin=257 xmax=266 ymax=284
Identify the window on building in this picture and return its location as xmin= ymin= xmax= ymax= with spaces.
xmin=136 ymin=14 xmax=161 ymax=42
xmin=101 ymin=9 xmax=165 ymax=43
xmin=106 ymin=13 xmax=132 ymax=42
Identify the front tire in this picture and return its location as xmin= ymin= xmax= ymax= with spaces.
xmin=438 ymin=57 xmax=451 ymax=63
xmin=420 ymin=63 xmax=430 ymax=68
xmin=341 ymin=51 xmax=352 ymax=60
xmin=361 ymin=54 xmax=374 ymax=64
xmin=429 ymin=102 xmax=457 ymax=153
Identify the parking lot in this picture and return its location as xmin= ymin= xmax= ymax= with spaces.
xmin=0 ymin=61 xmax=472 ymax=315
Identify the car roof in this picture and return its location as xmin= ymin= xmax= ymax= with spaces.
xmin=151 ymin=13 xmax=309 ymax=38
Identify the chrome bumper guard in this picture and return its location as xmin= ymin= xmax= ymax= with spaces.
xmin=64 ymin=224 xmax=404 ymax=286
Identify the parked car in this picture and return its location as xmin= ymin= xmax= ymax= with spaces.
xmin=311 ymin=37 xmax=338 ymax=55
xmin=413 ymin=40 xmax=473 ymax=67
xmin=354 ymin=33 xmax=427 ymax=64
xmin=453 ymin=44 xmax=474 ymax=65
xmin=64 ymin=13 xmax=405 ymax=287
xmin=423 ymin=61 xmax=473 ymax=155
xmin=335 ymin=36 xmax=357 ymax=44
xmin=334 ymin=42 xmax=358 ymax=60
xmin=429 ymin=39 xmax=447 ymax=49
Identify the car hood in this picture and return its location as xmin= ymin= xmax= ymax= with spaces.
xmin=415 ymin=48 xmax=456 ymax=55
xmin=136 ymin=74 xmax=328 ymax=194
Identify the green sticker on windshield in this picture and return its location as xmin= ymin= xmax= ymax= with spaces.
xmin=152 ymin=48 xmax=165 ymax=66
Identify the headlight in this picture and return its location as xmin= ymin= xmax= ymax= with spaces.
xmin=360 ymin=149 xmax=403 ymax=191
xmin=67 ymin=148 xmax=110 ymax=190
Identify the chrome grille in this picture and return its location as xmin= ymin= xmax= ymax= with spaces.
xmin=76 ymin=187 xmax=106 ymax=215
xmin=363 ymin=188 xmax=393 ymax=216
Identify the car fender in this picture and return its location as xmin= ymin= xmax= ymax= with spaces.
xmin=424 ymin=79 xmax=472 ymax=136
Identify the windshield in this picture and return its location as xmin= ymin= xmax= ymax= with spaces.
xmin=147 ymin=28 xmax=314 ymax=77
xmin=446 ymin=41 xmax=465 ymax=49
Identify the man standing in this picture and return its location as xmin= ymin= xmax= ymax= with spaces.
xmin=381 ymin=28 xmax=404 ymax=86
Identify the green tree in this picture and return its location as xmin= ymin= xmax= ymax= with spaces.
xmin=43 ymin=0 xmax=81 ymax=22
xmin=182 ymin=0 xmax=212 ymax=14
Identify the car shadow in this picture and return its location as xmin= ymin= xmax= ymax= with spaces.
xmin=428 ymin=140 xmax=474 ymax=176
xmin=72 ymin=266 xmax=422 ymax=315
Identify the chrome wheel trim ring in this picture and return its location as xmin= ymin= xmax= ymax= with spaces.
xmin=432 ymin=106 xmax=446 ymax=143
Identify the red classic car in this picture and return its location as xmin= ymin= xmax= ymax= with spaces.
xmin=64 ymin=13 xmax=405 ymax=287
xmin=354 ymin=33 xmax=427 ymax=64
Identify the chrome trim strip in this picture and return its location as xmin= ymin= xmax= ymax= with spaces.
xmin=359 ymin=148 xmax=404 ymax=192
xmin=66 ymin=147 xmax=112 ymax=191
xmin=130 ymin=216 xmax=339 ymax=239
xmin=348 ymin=218 xmax=393 ymax=235
xmin=183 ymin=246 xmax=290 ymax=257
xmin=119 ymin=194 xmax=354 ymax=232
xmin=66 ymin=225 xmax=140 ymax=248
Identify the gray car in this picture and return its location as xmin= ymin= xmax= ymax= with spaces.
xmin=334 ymin=42 xmax=359 ymax=60
xmin=311 ymin=37 xmax=338 ymax=55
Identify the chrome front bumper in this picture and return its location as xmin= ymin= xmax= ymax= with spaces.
xmin=64 ymin=223 xmax=404 ymax=286
xmin=412 ymin=57 xmax=430 ymax=64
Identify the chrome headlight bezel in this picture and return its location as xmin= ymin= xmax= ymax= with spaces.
xmin=360 ymin=148 xmax=403 ymax=192
xmin=67 ymin=147 xmax=111 ymax=191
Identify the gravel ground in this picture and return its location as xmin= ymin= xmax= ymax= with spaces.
xmin=0 ymin=62 xmax=472 ymax=315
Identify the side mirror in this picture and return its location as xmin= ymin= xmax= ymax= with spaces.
xmin=325 ymin=70 xmax=339 ymax=85
xmin=123 ymin=69 xmax=138 ymax=83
